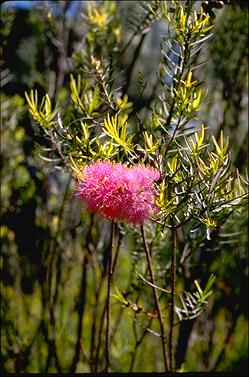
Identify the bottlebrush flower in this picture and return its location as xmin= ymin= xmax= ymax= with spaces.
xmin=75 ymin=161 xmax=160 ymax=223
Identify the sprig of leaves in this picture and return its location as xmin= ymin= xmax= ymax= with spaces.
xmin=175 ymin=274 xmax=216 ymax=321
xmin=25 ymin=90 xmax=58 ymax=128
xmin=103 ymin=113 xmax=134 ymax=152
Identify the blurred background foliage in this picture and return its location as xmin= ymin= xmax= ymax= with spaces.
xmin=1 ymin=0 xmax=248 ymax=373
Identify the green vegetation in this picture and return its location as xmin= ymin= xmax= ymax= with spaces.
xmin=1 ymin=1 xmax=248 ymax=373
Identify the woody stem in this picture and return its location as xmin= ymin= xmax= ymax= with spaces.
xmin=105 ymin=220 xmax=115 ymax=372
xmin=140 ymin=224 xmax=169 ymax=372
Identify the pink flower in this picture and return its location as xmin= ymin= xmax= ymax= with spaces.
xmin=75 ymin=161 xmax=160 ymax=223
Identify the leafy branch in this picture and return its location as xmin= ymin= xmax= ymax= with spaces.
xmin=103 ymin=113 xmax=134 ymax=152
xmin=175 ymin=274 xmax=216 ymax=322
xmin=25 ymin=90 xmax=58 ymax=128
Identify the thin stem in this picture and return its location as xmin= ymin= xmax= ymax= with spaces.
xmin=70 ymin=216 xmax=93 ymax=372
xmin=70 ymin=253 xmax=89 ymax=372
xmin=41 ymin=177 xmax=71 ymax=373
xmin=105 ymin=220 xmax=115 ymax=372
xmin=90 ymin=270 xmax=103 ymax=371
xmin=95 ymin=300 xmax=106 ymax=372
xmin=140 ymin=225 xmax=169 ymax=372
xmin=169 ymin=223 xmax=177 ymax=372
xmin=94 ymin=230 xmax=122 ymax=372
xmin=129 ymin=316 xmax=153 ymax=372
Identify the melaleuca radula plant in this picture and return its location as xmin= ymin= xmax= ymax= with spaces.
xmin=25 ymin=1 xmax=248 ymax=373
